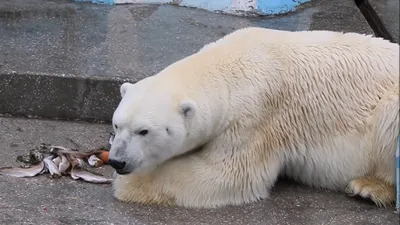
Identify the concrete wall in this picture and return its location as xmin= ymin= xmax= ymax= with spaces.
xmin=73 ymin=0 xmax=310 ymax=16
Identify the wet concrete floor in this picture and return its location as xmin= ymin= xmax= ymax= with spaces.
xmin=0 ymin=0 xmax=372 ymax=80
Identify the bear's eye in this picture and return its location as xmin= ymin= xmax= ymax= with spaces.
xmin=138 ymin=129 xmax=148 ymax=136
xmin=114 ymin=124 xmax=118 ymax=129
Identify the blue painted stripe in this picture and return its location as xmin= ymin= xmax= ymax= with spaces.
xmin=180 ymin=0 xmax=232 ymax=11
xmin=397 ymin=156 xmax=400 ymax=168
xmin=257 ymin=0 xmax=310 ymax=15
xmin=72 ymin=0 xmax=311 ymax=15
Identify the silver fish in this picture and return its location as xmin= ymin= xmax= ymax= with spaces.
xmin=52 ymin=156 xmax=62 ymax=167
xmin=0 ymin=161 xmax=45 ymax=178
xmin=58 ymin=154 xmax=70 ymax=173
xmin=76 ymin=158 xmax=86 ymax=168
xmin=40 ymin=167 xmax=49 ymax=175
xmin=65 ymin=154 xmax=86 ymax=169
xmin=112 ymin=171 xmax=118 ymax=179
xmin=70 ymin=168 xmax=113 ymax=184
xmin=50 ymin=146 xmax=105 ymax=159
xmin=43 ymin=156 xmax=62 ymax=178
xmin=45 ymin=155 xmax=55 ymax=160
xmin=87 ymin=154 xmax=103 ymax=167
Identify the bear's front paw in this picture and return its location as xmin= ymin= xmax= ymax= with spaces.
xmin=112 ymin=174 xmax=176 ymax=206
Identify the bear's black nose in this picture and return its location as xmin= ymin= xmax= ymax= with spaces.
xmin=108 ymin=159 xmax=126 ymax=170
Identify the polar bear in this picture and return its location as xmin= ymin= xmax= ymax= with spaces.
xmin=108 ymin=27 xmax=399 ymax=209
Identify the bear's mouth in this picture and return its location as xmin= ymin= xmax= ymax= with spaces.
xmin=115 ymin=169 xmax=131 ymax=175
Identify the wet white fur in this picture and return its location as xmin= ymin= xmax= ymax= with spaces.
xmin=110 ymin=27 xmax=399 ymax=208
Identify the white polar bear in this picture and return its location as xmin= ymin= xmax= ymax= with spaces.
xmin=108 ymin=27 xmax=399 ymax=209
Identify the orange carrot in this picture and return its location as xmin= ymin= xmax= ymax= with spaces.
xmin=96 ymin=151 xmax=109 ymax=164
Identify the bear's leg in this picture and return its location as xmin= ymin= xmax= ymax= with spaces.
xmin=112 ymin=151 xmax=282 ymax=208
xmin=345 ymin=84 xmax=399 ymax=208
xmin=112 ymin=172 xmax=177 ymax=206
xmin=345 ymin=176 xmax=395 ymax=207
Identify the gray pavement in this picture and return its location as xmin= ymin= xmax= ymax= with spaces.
xmin=369 ymin=0 xmax=399 ymax=43
xmin=0 ymin=116 xmax=399 ymax=225
xmin=0 ymin=0 xmax=374 ymax=122
xmin=0 ymin=0 xmax=372 ymax=78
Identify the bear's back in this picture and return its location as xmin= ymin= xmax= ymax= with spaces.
xmin=189 ymin=27 xmax=399 ymax=145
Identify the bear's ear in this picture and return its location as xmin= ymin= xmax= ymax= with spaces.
xmin=120 ymin=82 xmax=134 ymax=98
xmin=179 ymin=100 xmax=196 ymax=118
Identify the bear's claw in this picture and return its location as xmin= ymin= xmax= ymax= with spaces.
xmin=346 ymin=176 xmax=395 ymax=208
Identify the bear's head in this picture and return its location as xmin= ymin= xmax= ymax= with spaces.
xmin=108 ymin=81 xmax=200 ymax=175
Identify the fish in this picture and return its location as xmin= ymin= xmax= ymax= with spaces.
xmin=43 ymin=156 xmax=62 ymax=178
xmin=1 ymin=143 xmax=113 ymax=184
xmin=38 ymin=143 xmax=52 ymax=153
xmin=52 ymin=156 xmax=62 ymax=167
xmin=49 ymin=145 xmax=71 ymax=151
xmin=88 ymin=154 xmax=103 ymax=167
xmin=76 ymin=158 xmax=86 ymax=168
xmin=46 ymin=154 xmax=55 ymax=160
xmin=112 ymin=171 xmax=118 ymax=179
xmin=58 ymin=154 xmax=70 ymax=173
xmin=16 ymin=149 xmax=44 ymax=166
xmin=0 ymin=161 xmax=45 ymax=178
xmin=40 ymin=167 xmax=49 ymax=175
xmin=65 ymin=154 xmax=86 ymax=169
xmin=70 ymin=168 xmax=113 ymax=184
xmin=50 ymin=146 xmax=106 ymax=159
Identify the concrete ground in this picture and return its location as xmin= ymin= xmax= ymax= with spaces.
xmin=0 ymin=117 xmax=398 ymax=225
xmin=0 ymin=0 xmax=399 ymax=224
xmin=0 ymin=0 xmax=373 ymax=79
xmin=370 ymin=0 xmax=399 ymax=43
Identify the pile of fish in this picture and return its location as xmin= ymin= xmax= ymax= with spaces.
xmin=0 ymin=143 xmax=114 ymax=184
